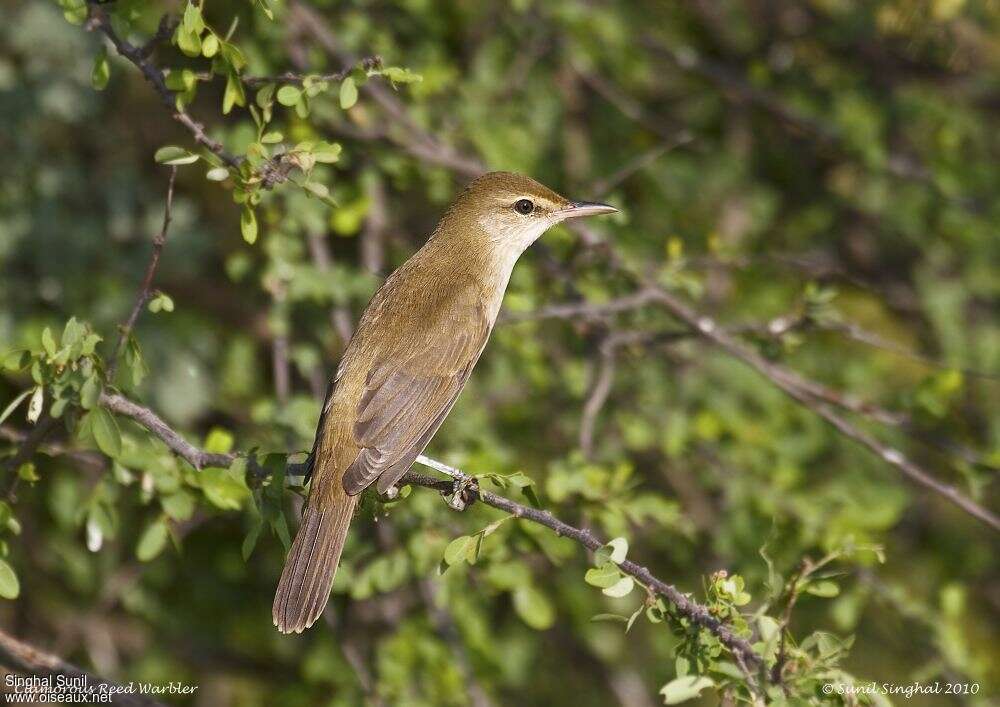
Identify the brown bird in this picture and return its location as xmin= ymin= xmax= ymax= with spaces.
xmin=272 ymin=171 xmax=616 ymax=633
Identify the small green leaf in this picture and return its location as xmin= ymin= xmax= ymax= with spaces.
xmin=513 ymin=585 xmax=555 ymax=630
xmin=41 ymin=327 xmax=56 ymax=356
xmin=89 ymin=407 xmax=122 ymax=458
xmin=806 ymin=580 xmax=840 ymax=598
xmin=91 ymin=46 xmax=110 ymax=90
xmin=161 ymin=491 xmax=195 ymax=521
xmin=276 ymin=85 xmax=302 ymax=106
xmin=136 ymin=518 xmax=169 ymax=562
xmin=312 ymin=141 xmax=341 ymax=163
xmin=584 ymin=565 xmax=620 ymax=588
xmin=241 ymin=206 xmax=258 ymax=244
xmin=381 ymin=66 xmax=422 ymax=85
xmin=154 ymin=146 xmax=199 ymax=166
xmin=201 ymin=33 xmax=219 ymax=58
xmin=0 ymin=559 xmax=19 ymax=599
xmin=602 ymin=576 xmax=635 ymax=598
xmin=302 ymin=181 xmax=329 ymax=199
xmin=206 ymin=167 xmax=229 ymax=181
xmin=223 ymin=71 xmax=245 ymax=114
xmin=339 ymin=77 xmax=358 ymax=109
xmin=260 ymin=131 xmax=284 ymax=144
xmin=660 ymin=676 xmax=714 ymax=705
xmin=443 ymin=535 xmax=473 ymax=566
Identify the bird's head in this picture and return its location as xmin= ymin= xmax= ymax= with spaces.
xmin=437 ymin=171 xmax=617 ymax=258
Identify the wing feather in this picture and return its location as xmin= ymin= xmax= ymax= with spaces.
xmin=341 ymin=298 xmax=489 ymax=496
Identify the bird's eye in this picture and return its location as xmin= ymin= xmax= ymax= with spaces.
xmin=513 ymin=199 xmax=534 ymax=215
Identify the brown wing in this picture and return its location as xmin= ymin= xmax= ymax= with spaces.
xmin=341 ymin=299 xmax=490 ymax=495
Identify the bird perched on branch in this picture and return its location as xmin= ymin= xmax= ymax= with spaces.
xmin=272 ymin=171 xmax=617 ymax=633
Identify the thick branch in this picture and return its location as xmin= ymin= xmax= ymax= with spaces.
xmin=0 ymin=628 xmax=165 ymax=707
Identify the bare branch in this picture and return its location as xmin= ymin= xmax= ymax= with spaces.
xmin=109 ymin=167 xmax=176 ymax=379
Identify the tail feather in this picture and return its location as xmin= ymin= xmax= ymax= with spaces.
xmin=272 ymin=495 xmax=358 ymax=633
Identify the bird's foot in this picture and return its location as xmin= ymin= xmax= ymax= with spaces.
xmin=447 ymin=476 xmax=479 ymax=511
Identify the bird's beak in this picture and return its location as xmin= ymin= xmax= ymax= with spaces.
xmin=558 ymin=201 xmax=619 ymax=219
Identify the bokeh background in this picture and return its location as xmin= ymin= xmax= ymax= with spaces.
xmin=1 ymin=0 xmax=998 ymax=704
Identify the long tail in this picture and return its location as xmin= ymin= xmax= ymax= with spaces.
xmin=272 ymin=488 xmax=358 ymax=633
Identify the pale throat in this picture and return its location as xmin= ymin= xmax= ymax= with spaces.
xmin=476 ymin=213 xmax=560 ymax=321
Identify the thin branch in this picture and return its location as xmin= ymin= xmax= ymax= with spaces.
xmin=109 ymin=167 xmax=177 ymax=379
xmin=645 ymin=286 xmax=1000 ymax=533
xmin=89 ymin=391 xmax=763 ymax=674
xmin=0 ymin=627 xmax=165 ymax=707
xmin=85 ymin=2 xmax=241 ymax=170
xmin=409 ymin=458 xmax=763 ymax=672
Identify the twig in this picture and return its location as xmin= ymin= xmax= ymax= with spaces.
xmin=109 ymin=167 xmax=177 ymax=379
xmin=579 ymin=338 xmax=618 ymax=459
xmin=0 ymin=627 xmax=165 ymax=707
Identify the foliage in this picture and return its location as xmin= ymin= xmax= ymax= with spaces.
xmin=1 ymin=0 xmax=998 ymax=705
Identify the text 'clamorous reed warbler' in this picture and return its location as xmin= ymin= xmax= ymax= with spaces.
xmin=273 ymin=171 xmax=617 ymax=633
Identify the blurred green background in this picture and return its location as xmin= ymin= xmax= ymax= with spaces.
xmin=1 ymin=0 xmax=998 ymax=704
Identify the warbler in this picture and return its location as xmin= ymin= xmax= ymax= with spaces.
xmin=273 ymin=171 xmax=616 ymax=632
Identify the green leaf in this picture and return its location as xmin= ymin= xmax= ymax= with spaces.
xmin=240 ymin=206 xmax=258 ymax=244
xmin=339 ymin=77 xmax=358 ymax=109
xmin=312 ymin=141 xmax=342 ymax=163
xmin=41 ymin=327 xmax=56 ymax=356
xmin=206 ymin=167 xmax=229 ymax=181
xmin=659 ymin=676 xmax=714 ymax=705
xmin=201 ymin=33 xmax=219 ymax=58
xmin=806 ymin=580 xmax=840 ymax=598
xmin=513 ymin=585 xmax=555 ymax=630
xmin=276 ymin=85 xmax=302 ymax=106
xmin=154 ymin=146 xmax=199 ymax=166
xmin=89 ymin=407 xmax=122 ymax=458
xmin=584 ymin=565 xmax=620 ymax=588
xmin=91 ymin=46 xmax=110 ymax=90
xmin=200 ymin=468 xmax=250 ymax=510
xmin=261 ymin=131 xmax=284 ymax=144
xmin=223 ymin=71 xmax=245 ymax=115
xmin=204 ymin=428 xmax=234 ymax=454
xmin=602 ymin=576 xmax=635 ymax=598
xmin=381 ymin=66 xmax=422 ymax=85
xmin=443 ymin=535 xmax=473 ymax=566
xmin=148 ymin=293 xmax=174 ymax=313
xmin=0 ymin=559 xmax=19 ymax=599
xmin=0 ymin=389 xmax=33 ymax=426
xmin=161 ymin=490 xmax=196 ymax=521
xmin=136 ymin=518 xmax=169 ymax=562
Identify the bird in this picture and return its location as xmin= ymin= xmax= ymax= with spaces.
xmin=272 ymin=171 xmax=617 ymax=633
